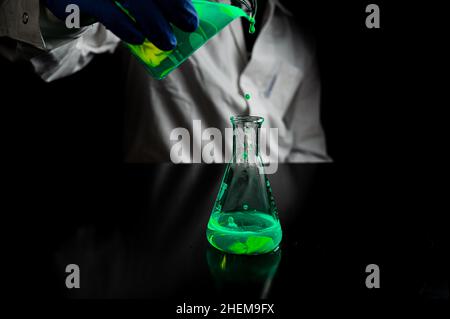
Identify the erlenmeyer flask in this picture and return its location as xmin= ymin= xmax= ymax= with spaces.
xmin=118 ymin=0 xmax=256 ymax=80
xmin=206 ymin=116 xmax=282 ymax=255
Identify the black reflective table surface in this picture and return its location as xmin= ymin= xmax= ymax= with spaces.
xmin=31 ymin=163 xmax=447 ymax=312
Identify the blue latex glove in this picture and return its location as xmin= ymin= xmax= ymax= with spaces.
xmin=44 ymin=0 xmax=199 ymax=50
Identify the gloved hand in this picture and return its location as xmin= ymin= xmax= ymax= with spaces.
xmin=44 ymin=0 xmax=199 ymax=50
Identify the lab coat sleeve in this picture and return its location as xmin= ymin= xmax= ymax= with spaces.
xmin=0 ymin=0 xmax=120 ymax=82
xmin=30 ymin=24 xmax=120 ymax=82
xmin=286 ymin=56 xmax=332 ymax=162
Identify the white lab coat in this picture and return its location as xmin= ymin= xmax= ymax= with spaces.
xmin=0 ymin=0 xmax=330 ymax=163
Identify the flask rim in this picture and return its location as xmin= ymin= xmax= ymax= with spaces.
xmin=230 ymin=115 xmax=264 ymax=125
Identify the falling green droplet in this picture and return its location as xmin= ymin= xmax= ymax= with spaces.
xmin=249 ymin=18 xmax=256 ymax=34
xmin=245 ymin=93 xmax=251 ymax=100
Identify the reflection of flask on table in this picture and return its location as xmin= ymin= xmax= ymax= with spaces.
xmin=206 ymin=246 xmax=281 ymax=298
xmin=207 ymin=116 xmax=282 ymax=255
xmin=117 ymin=0 xmax=256 ymax=79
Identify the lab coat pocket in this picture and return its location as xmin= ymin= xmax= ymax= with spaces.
xmin=264 ymin=61 xmax=303 ymax=118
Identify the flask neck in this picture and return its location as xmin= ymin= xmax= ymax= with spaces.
xmin=232 ymin=118 xmax=263 ymax=164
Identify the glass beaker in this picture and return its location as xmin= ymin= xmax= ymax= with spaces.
xmin=206 ymin=116 xmax=282 ymax=255
xmin=118 ymin=0 xmax=257 ymax=80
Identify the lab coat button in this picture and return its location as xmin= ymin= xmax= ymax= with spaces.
xmin=22 ymin=12 xmax=29 ymax=24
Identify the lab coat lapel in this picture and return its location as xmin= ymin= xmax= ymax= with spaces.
xmin=228 ymin=14 xmax=249 ymax=64
xmin=238 ymin=0 xmax=303 ymax=161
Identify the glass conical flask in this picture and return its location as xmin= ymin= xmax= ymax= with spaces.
xmin=206 ymin=116 xmax=282 ymax=255
xmin=118 ymin=0 xmax=256 ymax=80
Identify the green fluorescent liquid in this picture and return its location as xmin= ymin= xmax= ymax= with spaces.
xmin=207 ymin=211 xmax=282 ymax=255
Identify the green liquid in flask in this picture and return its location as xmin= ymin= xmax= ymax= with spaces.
xmin=118 ymin=0 xmax=256 ymax=80
xmin=207 ymin=211 xmax=282 ymax=255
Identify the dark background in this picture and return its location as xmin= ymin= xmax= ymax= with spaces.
xmin=1 ymin=0 xmax=448 ymax=317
